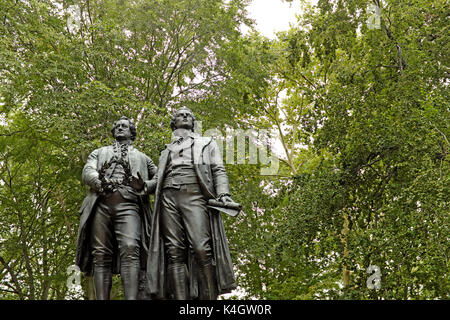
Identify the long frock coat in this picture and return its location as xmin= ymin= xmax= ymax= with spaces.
xmin=146 ymin=134 xmax=237 ymax=299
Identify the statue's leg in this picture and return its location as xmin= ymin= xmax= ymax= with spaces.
xmin=114 ymin=201 xmax=141 ymax=300
xmin=180 ymin=188 xmax=217 ymax=300
xmin=160 ymin=188 xmax=189 ymax=300
xmin=91 ymin=202 xmax=114 ymax=300
xmin=92 ymin=266 xmax=113 ymax=300
xmin=198 ymin=263 xmax=218 ymax=300
xmin=167 ymin=259 xmax=188 ymax=300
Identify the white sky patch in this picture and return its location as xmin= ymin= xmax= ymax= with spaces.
xmin=245 ymin=0 xmax=317 ymax=39
xmin=243 ymin=1 xmax=317 ymax=161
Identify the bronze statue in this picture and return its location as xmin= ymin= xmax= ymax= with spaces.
xmin=75 ymin=116 xmax=157 ymax=300
xmin=147 ymin=107 xmax=237 ymax=300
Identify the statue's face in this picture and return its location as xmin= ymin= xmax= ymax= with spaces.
xmin=113 ymin=119 xmax=132 ymax=141
xmin=173 ymin=110 xmax=194 ymax=131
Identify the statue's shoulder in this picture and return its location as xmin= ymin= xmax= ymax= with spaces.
xmin=90 ymin=145 xmax=115 ymax=158
xmin=97 ymin=145 xmax=113 ymax=153
xmin=87 ymin=145 xmax=106 ymax=154
xmin=132 ymin=147 xmax=152 ymax=160
xmin=129 ymin=145 xmax=141 ymax=154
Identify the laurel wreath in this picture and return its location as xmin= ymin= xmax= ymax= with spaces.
xmin=98 ymin=157 xmax=133 ymax=193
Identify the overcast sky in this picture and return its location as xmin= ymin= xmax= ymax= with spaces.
xmin=246 ymin=0 xmax=316 ymax=38
xmin=242 ymin=1 xmax=320 ymax=158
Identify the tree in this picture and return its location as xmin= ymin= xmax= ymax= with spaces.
xmin=231 ymin=0 xmax=449 ymax=299
xmin=1 ymin=0 xmax=448 ymax=300
xmin=0 ymin=0 xmax=256 ymax=299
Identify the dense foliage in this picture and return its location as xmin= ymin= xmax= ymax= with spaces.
xmin=0 ymin=0 xmax=448 ymax=299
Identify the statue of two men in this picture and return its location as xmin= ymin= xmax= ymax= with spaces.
xmin=75 ymin=108 xmax=237 ymax=300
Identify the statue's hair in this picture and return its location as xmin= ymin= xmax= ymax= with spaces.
xmin=170 ymin=106 xmax=196 ymax=132
xmin=111 ymin=116 xmax=137 ymax=141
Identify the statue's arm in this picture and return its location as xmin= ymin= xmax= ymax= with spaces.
xmin=82 ymin=149 xmax=102 ymax=191
xmin=208 ymin=139 xmax=230 ymax=197
xmin=144 ymin=156 xmax=157 ymax=194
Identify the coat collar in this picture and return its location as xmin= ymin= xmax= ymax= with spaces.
xmin=109 ymin=142 xmax=138 ymax=172
xmin=171 ymin=128 xmax=197 ymax=142
xmin=161 ymin=134 xmax=212 ymax=166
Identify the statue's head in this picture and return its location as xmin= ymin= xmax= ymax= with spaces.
xmin=111 ymin=116 xmax=137 ymax=141
xmin=170 ymin=106 xmax=196 ymax=132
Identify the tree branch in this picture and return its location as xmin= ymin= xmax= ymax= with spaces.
xmin=0 ymin=256 xmax=24 ymax=299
